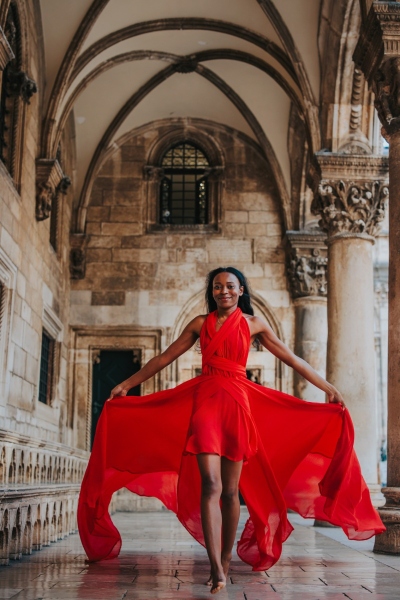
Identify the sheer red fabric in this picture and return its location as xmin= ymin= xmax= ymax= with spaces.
xmin=78 ymin=308 xmax=385 ymax=570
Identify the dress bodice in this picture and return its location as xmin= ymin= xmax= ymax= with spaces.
xmin=200 ymin=308 xmax=250 ymax=377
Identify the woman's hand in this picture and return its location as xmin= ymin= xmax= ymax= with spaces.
xmin=327 ymin=387 xmax=345 ymax=407
xmin=107 ymin=383 xmax=129 ymax=401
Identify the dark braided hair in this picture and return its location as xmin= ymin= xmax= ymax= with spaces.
xmin=205 ymin=267 xmax=254 ymax=315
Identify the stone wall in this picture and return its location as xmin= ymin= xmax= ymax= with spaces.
xmin=70 ymin=121 xmax=294 ymax=448
xmin=0 ymin=0 xmax=83 ymax=564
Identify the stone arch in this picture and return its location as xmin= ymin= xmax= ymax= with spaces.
xmin=22 ymin=506 xmax=32 ymax=555
xmin=0 ymin=0 xmax=37 ymax=187
xmin=32 ymin=505 xmax=41 ymax=551
xmin=9 ymin=507 xmax=21 ymax=560
xmin=0 ymin=509 xmax=9 ymax=565
xmin=58 ymin=502 xmax=64 ymax=539
xmin=18 ymin=449 xmax=24 ymax=484
xmin=0 ymin=447 xmax=5 ymax=484
xmin=75 ymin=64 xmax=291 ymax=233
xmin=8 ymin=449 xmax=16 ymax=484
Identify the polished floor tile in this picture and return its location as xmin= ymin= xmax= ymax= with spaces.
xmin=0 ymin=509 xmax=400 ymax=599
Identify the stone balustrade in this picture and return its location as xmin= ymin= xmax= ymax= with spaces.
xmin=0 ymin=430 xmax=88 ymax=565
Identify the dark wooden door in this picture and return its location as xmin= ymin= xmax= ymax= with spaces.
xmin=91 ymin=350 xmax=141 ymax=448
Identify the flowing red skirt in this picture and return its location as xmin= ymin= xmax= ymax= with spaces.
xmin=78 ymin=309 xmax=384 ymax=569
xmin=78 ymin=375 xmax=385 ymax=570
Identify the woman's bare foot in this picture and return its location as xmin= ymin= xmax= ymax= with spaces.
xmin=206 ymin=552 xmax=231 ymax=585
xmin=210 ymin=575 xmax=226 ymax=594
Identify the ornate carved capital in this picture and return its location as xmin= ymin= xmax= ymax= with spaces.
xmin=285 ymin=230 xmax=328 ymax=299
xmin=69 ymin=234 xmax=87 ymax=280
xmin=35 ymin=159 xmax=63 ymax=221
xmin=0 ymin=25 xmax=13 ymax=70
xmin=354 ymin=2 xmax=400 ymax=135
xmin=309 ymin=154 xmax=389 ymax=238
xmin=312 ymin=179 xmax=388 ymax=238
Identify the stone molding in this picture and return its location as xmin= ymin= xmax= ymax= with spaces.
xmin=35 ymin=159 xmax=64 ymax=221
xmin=0 ymin=25 xmax=13 ymax=70
xmin=354 ymin=2 xmax=400 ymax=136
xmin=309 ymin=154 xmax=389 ymax=238
xmin=285 ymin=230 xmax=328 ymax=299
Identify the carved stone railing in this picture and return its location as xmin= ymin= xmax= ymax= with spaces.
xmin=0 ymin=430 xmax=88 ymax=565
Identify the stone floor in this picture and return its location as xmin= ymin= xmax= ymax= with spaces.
xmin=1 ymin=509 xmax=400 ymax=600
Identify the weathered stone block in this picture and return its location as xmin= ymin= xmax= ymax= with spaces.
xmin=86 ymin=222 xmax=101 ymax=235
xmin=101 ymin=222 xmax=141 ymax=236
xmin=249 ymin=210 xmax=280 ymax=224
xmin=207 ymin=240 xmax=252 ymax=263
xmin=223 ymin=223 xmax=245 ymax=237
xmin=245 ymin=223 xmax=268 ymax=237
xmin=86 ymin=248 xmax=112 ymax=263
xmin=86 ymin=207 xmax=110 ymax=222
xmin=91 ymin=291 xmax=126 ymax=306
xmin=112 ymin=248 xmax=160 ymax=263
xmin=87 ymin=235 xmax=121 ymax=249
xmin=225 ymin=210 xmax=249 ymax=223
xmin=109 ymin=206 xmax=141 ymax=223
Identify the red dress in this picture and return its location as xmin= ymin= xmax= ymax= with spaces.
xmin=78 ymin=308 xmax=385 ymax=570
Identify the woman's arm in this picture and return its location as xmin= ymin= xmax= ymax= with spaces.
xmin=108 ymin=315 xmax=205 ymax=400
xmin=251 ymin=316 xmax=345 ymax=406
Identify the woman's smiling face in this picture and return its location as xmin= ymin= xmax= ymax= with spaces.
xmin=212 ymin=272 xmax=243 ymax=311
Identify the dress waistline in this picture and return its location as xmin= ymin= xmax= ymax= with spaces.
xmin=202 ymin=355 xmax=246 ymax=377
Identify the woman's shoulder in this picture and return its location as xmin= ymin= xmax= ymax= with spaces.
xmin=242 ymin=313 xmax=268 ymax=333
xmin=188 ymin=314 xmax=209 ymax=335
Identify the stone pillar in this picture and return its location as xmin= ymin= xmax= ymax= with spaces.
xmin=285 ymin=230 xmax=328 ymax=402
xmin=354 ymin=0 xmax=400 ymax=553
xmin=311 ymin=154 xmax=388 ymax=505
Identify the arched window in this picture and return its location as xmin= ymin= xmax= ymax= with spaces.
xmin=0 ymin=2 xmax=22 ymax=174
xmin=160 ymin=142 xmax=210 ymax=225
xmin=0 ymin=1 xmax=36 ymax=184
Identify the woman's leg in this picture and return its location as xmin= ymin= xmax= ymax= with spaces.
xmin=220 ymin=457 xmax=243 ymax=578
xmin=196 ymin=454 xmax=226 ymax=594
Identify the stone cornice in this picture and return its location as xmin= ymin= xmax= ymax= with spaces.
xmin=315 ymin=153 xmax=389 ymax=182
xmin=0 ymin=427 xmax=88 ymax=459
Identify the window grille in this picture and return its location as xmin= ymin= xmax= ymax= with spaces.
xmin=38 ymin=330 xmax=54 ymax=404
xmin=160 ymin=142 xmax=210 ymax=225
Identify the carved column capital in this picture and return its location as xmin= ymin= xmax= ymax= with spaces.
xmin=0 ymin=26 xmax=13 ymax=70
xmin=285 ymin=230 xmax=328 ymax=299
xmin=354 ymin=2 xmax=400 ymax=136
xmin=312 ymin=179 xmax=388 ymax=238
xmin=35 ymin=159 xmax=63 ymax=221
xmin=310 ymin=154 xmax=389 ymax=238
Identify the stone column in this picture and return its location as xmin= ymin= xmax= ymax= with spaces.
xmin=285 ymin=230 xmax=328 ymax=402
xmin=311 ymin=154 xmax=388 ymax=505
xmin=354 ymin=0 xmax=400 ymax=553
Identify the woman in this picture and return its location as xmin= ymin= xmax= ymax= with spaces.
xmin=78 ymin=267 xmax=384 ymax=595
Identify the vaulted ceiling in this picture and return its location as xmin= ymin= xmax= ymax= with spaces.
xmin=38 ymin=0 xmax=368 ymax=232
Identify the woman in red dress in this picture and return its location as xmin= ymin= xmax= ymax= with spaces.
xmin=78 ymin=267 xmax=385 ymax=595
